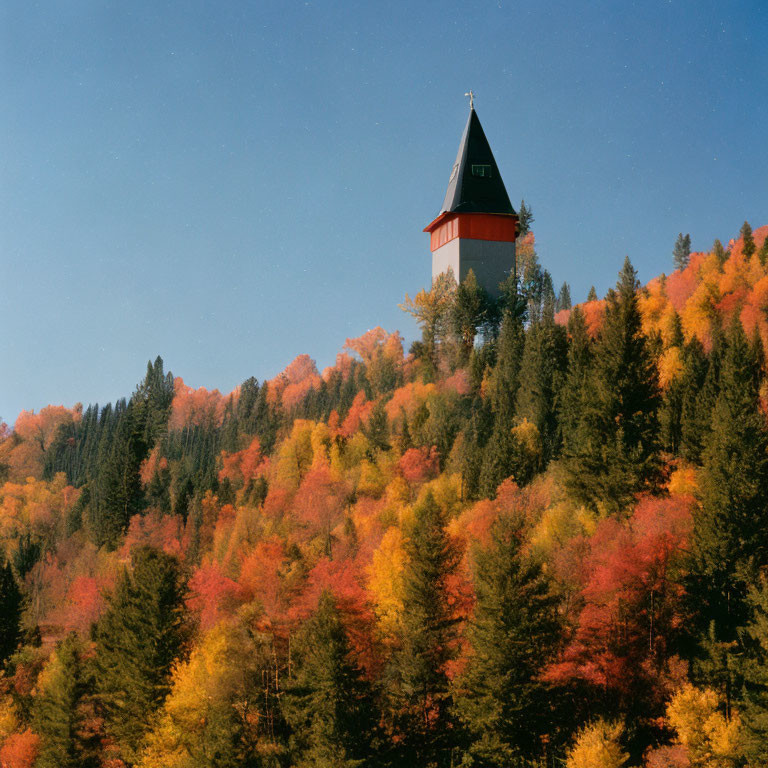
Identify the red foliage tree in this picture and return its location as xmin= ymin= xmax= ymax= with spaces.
xmin=0 ymin=729 xmax=40 ymax=768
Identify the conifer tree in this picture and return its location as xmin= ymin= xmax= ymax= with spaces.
xmin=562 ymin=258 xmax=661 ymax=514
xmin=365 ymin=399 xmax=391 ymax=452
xmin=758 ymin=234 xmax=768 ymax=267
xmin=713 ymin=238 xmax=728 ymax=267
xmin=678 ymin=336 xmax=712 ymax=463
xmin=0 ymin=558 xmax=23 ymax=668
xmin=556 ymin=281 xmax=572 ymax=312
xmin=518 ymin=199 xmax=534 ymax=236
xmin=94 ymin=546 xmax=189 ymax=763
xmin=739 ymin=576 xmax=768 ymax=764
xmin=451 ymin=269 xmax=490 ymax=363
xmin=673 ymin=232 xmax=692 ymax=270
xmin=690 ymin=323 xmax=768 ymax=708
xmin=659 ymin=312 xmax=685 ymax=454
xmin=284 ymin=591 xmax=379 ymax=767
xmin=387 ymin=491 xmax=460 ymax=767
xmin=587 ymin=285 xmax=598 ymax=302
xmin=741 ymin=221 xmax=756 ymax=260
xmin=33 ymin=633 xmax=99 ymax=768
xmin=455 ymin=514 xmax=561 ymax=766
xmin=558 ymin=306 xmax=593 ymax=453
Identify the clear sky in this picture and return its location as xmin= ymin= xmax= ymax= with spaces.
xmin=2 ymin=0 xmax=767 ymax=424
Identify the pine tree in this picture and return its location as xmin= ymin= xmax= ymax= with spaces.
xmin=94 ymin=546 xmax=189 ymax=763
xmin=0 ymin=558 xmax=23 ymax=668
xmin=518 ymin=199 xmax=534 ymax=236
xmin=556 ymin=281 xmax=572 ymax=312
xmin=284 ymin=591 xmax=379 ymax=767
xmin=678 ymin=336 xmax=712 ymax=463
xmin=515 ymin=313 xmax=568 ymax=464
xmin=559 ymin=306 xmax=593 ymax=453
xmin=673 ymin=232 xmax=692 ymax=270
xmin=562 ymin=258 xmax=661 ymax=514
xmin=739 ymin=576 xmax=768 ymax=764
xmin=689 ymin=323 xmax=768 ymax=709
xmin=33 ymin=633 xmax=100 ymax=768
xmin=365 ymin=399 xmax=391 ymax=452
xmin=587 ymin=285 xmax=598 ymax=302
xmin=713 ymin=238 xmax=728 ymax=267
xmin=387 ymin=491 xmax=460 ymax=767
xmin=455 ymin=514 xmax=561 ymax=766
xmin=741 ymin=221 xmax=756 ymax=260
xmin=758 ymin=234 xmax=768 ymax=267
xmin=451 ymin=269 xmax=490 ymax=363
xmin=659 ymin=312 xmax=685 ymax=454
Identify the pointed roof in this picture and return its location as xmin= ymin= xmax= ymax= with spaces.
xmin=439 ymin=107 xmax=515 ymax=216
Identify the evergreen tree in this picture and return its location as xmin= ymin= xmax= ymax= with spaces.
xmin=689 ymin=323 xmax=768 ymax=709
xmin=658 ymin=312 xmax=685 ymax=454
xmin=556 ymin=281 xmax=572 ymax=312
xmin=587 ymin=285 xmax=598 ymax=302
xmin=387 ymin=491 xmax=460 ymax=767
xmin=562 ymin=257 xmax=661 ymax=514
xmin=517 ymin=199 xmax=534 ymax=236
xmin=678 ymin=335 xmax=713 ymax=463
xmin=284 ymin=591 xmax=379 ymax=767
xmin=455 ymin=514 xmax=561 ymax=766
xmin=673 ymin=232 xmax=692 ymax=270
xmin=365 ymin=399 xmax=391 ymax=452
xmin=451 ymin=269 xmax=490 ymax=363
xmin=515 ymin=313 xmax=568 ymax=464
xmin=558 ymin=306 xmax=593 ymax=453
xmin=741 ymin=220 xmax=756 ymax=260
xmin=33 ymin=633 xmax=99 ymax=768
xmin=739 ymin=576 xmax=768 ymax=764
xmin=758 ymin=234 xmax=768 ymax=267
xmin=94 ymin=546 xmax=189 ymax=763
xmin=0 ymin=558 xmax=23 ymax=668
xmin=712 ymin=238 xmax=728 ymax=267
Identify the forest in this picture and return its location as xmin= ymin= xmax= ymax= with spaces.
xmin=1 ymin=221 xmax=768 ymax=768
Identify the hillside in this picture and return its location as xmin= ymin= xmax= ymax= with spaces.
xmin=1 ymin=223 xmax=768 ymax=768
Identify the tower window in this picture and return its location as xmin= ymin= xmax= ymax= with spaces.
xmin=471 ymin=164 xmax=492 ymax=178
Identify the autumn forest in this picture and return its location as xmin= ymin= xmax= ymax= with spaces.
xmin=2 ymin=222 xmax=768 ymax=768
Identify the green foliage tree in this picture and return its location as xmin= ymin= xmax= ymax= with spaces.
xmin=558 ymin=306 xmax=593 ymax=455
xmin=455 ymin=513 xmax=561 ymax=766
xmin=673 ymin=232 xmax=692 ymax=270
xmin=33 ymin=633 xmax=99 ymax=768
xmin=562 ymin=257 xmax=661 ymax=514
xmin=678 ymin=336 xmax=712 ymax=463
xmin=689 ymin=323 xmax=768 ymax=710
xmin=0 ymin=558 xmax=23 ymax=668
xmin=758 ymin=234 xmax=768 ymax=267
xmin=739 ymin=576 xmax=768 ymax=764
xmin=556 ymin=281 xmax=572 ymax=312
xmin=284 ymin=591 xmax=379 ymax=767
xmin=94 ymin=546 xmax=189 ymax=763
xmin=586 ymin=285 xmax=598 ymax=302
xmin=713 ymin=238 xmax=728 ymax=267
xmin=517 ymin=199 xmax=534 ymax=236
xmin=451 ymin=269 xmax=490 ymax=363
xmin=741 ymin=220 xmax=756 ymax=260
xmin=387 ymin=491 xmax=460 ymax=767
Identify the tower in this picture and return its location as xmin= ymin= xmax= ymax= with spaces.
xmin=424 ymin=99 xmax=518 ymax=298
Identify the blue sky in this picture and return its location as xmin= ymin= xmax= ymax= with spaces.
xmin=2 ymin=0 xmax=766 ymax=423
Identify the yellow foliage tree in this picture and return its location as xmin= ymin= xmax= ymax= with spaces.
xmin=666 ymin=684 xmax=745 ymax=768
xmin=566 ymin=720 xmax=628 ymax=768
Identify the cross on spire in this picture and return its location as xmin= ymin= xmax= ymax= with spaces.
xmin=464 ymin=90 xmax=475 ymax=110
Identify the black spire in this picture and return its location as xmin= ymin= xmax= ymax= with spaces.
xmin=440 ymin=107 xmax=515 ymax=216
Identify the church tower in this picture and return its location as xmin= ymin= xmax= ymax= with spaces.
xmin=424 ymin=98 xmax=518 ymax=298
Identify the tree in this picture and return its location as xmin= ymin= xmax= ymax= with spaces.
xmin=741 ymin=221 xmax=756 ymax=260
xmin=559 ymin=306 xmax=593 ymax=452
xmin=566 ymin=720 xmax=628 ymax=768
xmin=758 ymin=234 xmax=768 ymax=267
xmin=387 ymin=491 xmax=460 ymax=767
xmin=455 ymin=514 xmax=561 ymax=766
xmin=739 ymin=576 xmax=768 ymax=763
xmin=0 ymin=558 xmax=23 ymax=668
xmin=400 ymin=271 xmax=456 ymax=380
xmin=690 ymin=322 xmax=768 ymax=712
xmin=556 ymin=281 xmax=572 ymax=312
xmin=451 ymin=269 xmax=490 ymax=363
xmin=284 ymin=591 xmax=379 ymax=767
xmin=518 ymin=199 xmax=534 ymax=236
xmin=673 ymin=233 xmax=692 ymax=271
xmin=713 ymin=238 xmax=728 ymax=267
xmin=94 ymin=546 xmax=189 ymax=763
xmin=562 ymin=258 xmax=662 ymax=513
xmin=33 ymin=633 xmax=100 ymax=768
xmin=587 ymin=285 xmax=598 ymax=302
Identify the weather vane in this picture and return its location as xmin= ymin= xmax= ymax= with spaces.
xmin=464 ymin=90 xmax=475 ymax=109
